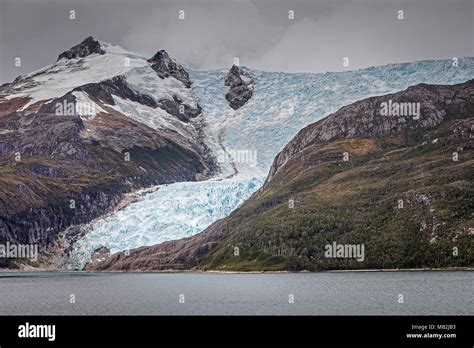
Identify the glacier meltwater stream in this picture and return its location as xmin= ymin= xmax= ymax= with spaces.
xmin=66 ymin=58 xmax=474 ymax=269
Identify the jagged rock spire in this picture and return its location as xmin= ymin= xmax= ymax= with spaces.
xmin=57 ymin=36 xmax=105 ymax=61
xmin=225 ymin=65 xmax=254 ymax=110
xmin=147 ymin=50 xmax=191 ymax=88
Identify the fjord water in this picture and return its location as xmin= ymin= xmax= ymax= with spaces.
xmin=0 ymin=271 xmax=472 ymax=315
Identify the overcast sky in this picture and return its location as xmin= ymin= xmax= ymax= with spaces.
xmin=0 ymin=0 xmax=473 ymax=83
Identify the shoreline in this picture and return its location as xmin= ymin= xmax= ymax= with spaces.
xmin=1 ymin=267 xmax=472 ymax=274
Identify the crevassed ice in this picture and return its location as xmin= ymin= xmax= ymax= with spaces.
xmin=198 ymin=59 xmax=474 ymax=173
xmin=67 ymin=58 xmax=474 ymax=269
xmin=66 ymin=177 xmax=264 ymax=269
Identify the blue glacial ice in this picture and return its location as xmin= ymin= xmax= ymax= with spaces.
xmin=66 ymin=58 xmax=474 ymax=269
xmin=66 ymin=176 xmax=264 ymax=269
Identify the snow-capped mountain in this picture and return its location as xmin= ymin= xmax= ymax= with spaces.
xmin=0 ymin=37 xmax=215 ymax=267
xmin=2 ymin=37 xmax=206 ymax=155
xmin=1 ymin=36 xmax=472 ymax=270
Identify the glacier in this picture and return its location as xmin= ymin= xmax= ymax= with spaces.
xmin=66 ymin=57 xmax=474 ymax=269
xmin=66 ymin=176 xmax=263 ymax=269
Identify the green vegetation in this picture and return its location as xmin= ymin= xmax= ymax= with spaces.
xmin=197 ymin=117 xmax=474 ymax=271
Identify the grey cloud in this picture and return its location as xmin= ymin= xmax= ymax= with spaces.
xmin=1 ymin=0 xmax=472 ymax=83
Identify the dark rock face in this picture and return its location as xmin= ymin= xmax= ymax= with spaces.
xmin=73 ymin=75 xmax=201 ymax=122
xmin=74 ymin=76 xmax=157 ymax=107
xmin=147 ymin=50 xmax=203 ymax=120
xmin=148 ymin=50 xmax=192 ymax=88
xmin=158 ymin=95 xmax=202 ymax=122
xmin=28 ymin=163 xmax=65 ymax=177
xmin=0 ymin=189 xmax=123 ymax=250
xmin=0 ymin=95 xmax=89 ymax=161
xmin=57 ymin=36 xmax=105 ymax=61
xmin=225 ymin=65 xmax=254 ymax=110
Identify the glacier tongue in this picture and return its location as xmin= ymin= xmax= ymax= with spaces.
xmin=66 ymin=57 xmax=474 ymax=269
xmin=66 ymin=176 xmax=264 ymax=269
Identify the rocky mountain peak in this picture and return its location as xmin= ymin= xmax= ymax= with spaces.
xmin=225 ymin=65 xmax=247 ymax=86
xmin=224 ymin=65 xmax=254 ymax=110
xmin=228 ymin=64 xmax=241 ymax=77
xmin=149 ymin=49 xmax=171 ymax=63
xmin=57 ymin=36 xmax=106 ymax=61
xmin=147 ymin=50 xmax=191 ymax=88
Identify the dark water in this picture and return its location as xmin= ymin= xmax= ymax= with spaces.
xmin=0 ymin=271 xmax=472 ymax=315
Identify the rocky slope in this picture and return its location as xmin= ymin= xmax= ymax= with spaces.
xmin=89 ymin=79 xmax=474 ymax=271
xmin=224 ymin=65 xmax=254 ymax=110
xmin=0 ymin=37 xmax=215 ymax=268
xmin=148 ymin=50 xmax=192 ymax=88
